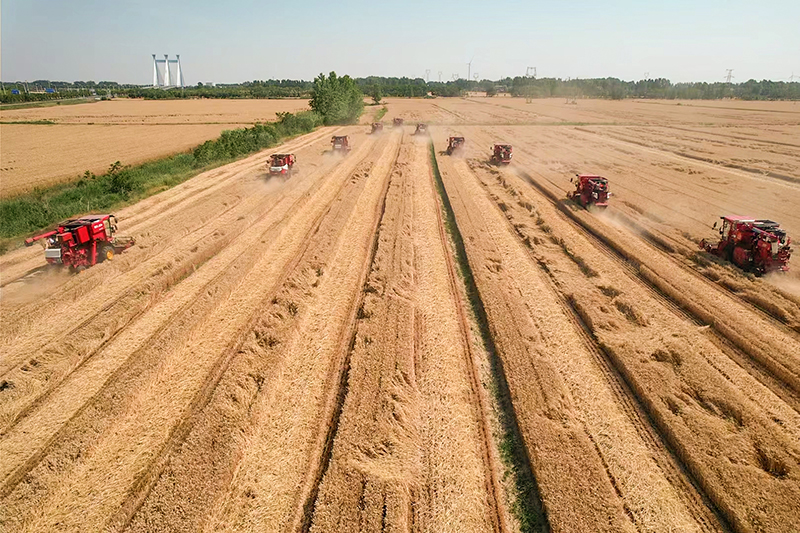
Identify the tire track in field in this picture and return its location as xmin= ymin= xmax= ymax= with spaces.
xmin=0 ymin=135 xmax=383 ymax=532
xmin=290 ymin=133 xmax=403 ymax=532
xmin=434 ymin=139 xmax=637 ymax=533
xmin=123 ymin=138 xmax=384 ymax=533
xmin=0 ymin=137 xmax=381 ymax=504
xmin=426 ymin=140 xmax=508 ymax=533
xmin=305 ymin=137 xmax=507 ymax=532
xmin=469 ymin=149 xmax=800 ymax=532
xmin=506 ymin=137 xmax=800 ymax=339
xmin=0 ymin=126 xmax=339 ymax=289
xmin=467 ymin=158 xmax=729 ymax=533
xmin=0 ymin=133 xmax=356 ymax=438
xmin=189 ymin=131 xmax=402 ymax=533
xmin=0 ymin=127 xmax=340 ymax=367
xmin=512 ymin=163 xmax=800 ymax=414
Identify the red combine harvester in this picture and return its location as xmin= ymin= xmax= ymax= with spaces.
xmin=268 ymin=153 xmax=296 ymax=176
xmin=25 ymin=214 xmax=135 ymax=272
xmin=331 ymin=135 xmax=352 ymax=153
xmin=414 ymin=123 xmax=428 ymax=135
xmin=446 ymin=136 xmax=465 ymax=155
xmin=700 ymin=216 xmax=792 ymax=275
xmin=370 ymin=122 xmax=383 ymax=134
xmin=568 ymin=174 xmax=610 ymax=209
xmin=490 ymin=144 xmax=512 ymax=165
xmin=393 ymin=118 xmax=404 ymax=127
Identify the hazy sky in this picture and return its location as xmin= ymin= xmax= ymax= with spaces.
xmin=2 ymin=0 xmax=798 ymax=84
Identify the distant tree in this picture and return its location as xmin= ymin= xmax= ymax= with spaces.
xmin=310 ymin=72 xmax=364 ymax=125
xmin=371 ymin=85 xmax=382 ymax=105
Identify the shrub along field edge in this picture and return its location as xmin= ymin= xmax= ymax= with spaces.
xmin=0 ymin=110 xmax=324 ymax=252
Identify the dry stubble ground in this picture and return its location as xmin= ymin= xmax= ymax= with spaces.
xmin=1 ymin=97 xmax=799 ymax=533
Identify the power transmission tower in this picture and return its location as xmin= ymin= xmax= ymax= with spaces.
xmin=438 ymin=71 xmax=442 ymax=82
xmin=724 ymin=69 xmax=734 ymax=83
xmin=526 ymin=66 xmax=536 ymax=78
xmin=452 ymin=73 xmax=459 ymax=81
xmin=425 ymin=69 xmax=430 ymax=82
xmin=789 ymin=72 xmax=798 ymax=82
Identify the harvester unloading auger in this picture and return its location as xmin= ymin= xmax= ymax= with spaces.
xmin=25 ymin=215 xmax=135 ymax=273
xmin=700 ymin=216 xmax=792 ymax=275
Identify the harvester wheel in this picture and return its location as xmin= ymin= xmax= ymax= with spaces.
xmin=75 ymin=265 xmax=86 ymax=274
xmin=99 ymin=245 xmax=114 ymax=263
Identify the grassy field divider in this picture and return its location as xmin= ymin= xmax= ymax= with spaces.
xmin=428 ymin=141 xmax=548 ymax=532
xmin=0 ymin=111 xmax=324 ymax=252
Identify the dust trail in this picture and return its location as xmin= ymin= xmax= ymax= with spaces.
xmin=0 ymin=266 xmax=71 ymax=307
xmin=765 ymin=272 xmax=800 ymax=297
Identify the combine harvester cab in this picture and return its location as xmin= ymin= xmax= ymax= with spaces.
xmin=446 ymin=136 xmax=465 ymax=155
xmin=700 ymin=216 xmax=792 ymax=275
xmin=490 ymin=144 xmax=513 ymax=165
xmin=370 ymin=122 xmax=383 ymax=134
xmin=268 ymin=153 xmax=296 ymax=176
xmin=331 ymin=135 xmax=352 ymax=153
xmin=393 ymin=118 xmax=404 ymax=128
xmin=25 ymin=214 xmax=135 ymax=273
xmin=414 ymin=123 xmax=428 ymax=135
xmin=569 ymin=174 xmax=610 ymax=210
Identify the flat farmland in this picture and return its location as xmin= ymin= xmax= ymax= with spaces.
xmin=1 ymin=97 xmax=800 ymax=532
xmin=0 ymin=98 xmax=310 ymax=197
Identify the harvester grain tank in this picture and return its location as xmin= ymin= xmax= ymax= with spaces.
xmin=370 ymin=122 xmax=383 ymax=134
xmin=331 ymin=135 xmax=352 ymax=153
xmin=25 ymin=215 xmax=135 ymax=272
xmin=414 ymin=123 xmax=428 ymax=135
xmin=700 ymin=215 xmax=792 ymax=275
xmin=268 ymin=153 xmax=296 ymax=176
xmin=568 ymin=174 xmax=610 ymax=209
xmin=446 ymin=136 xmax=465 ymax=155
xmin=490 ymin=144 xmax=512 ymax=165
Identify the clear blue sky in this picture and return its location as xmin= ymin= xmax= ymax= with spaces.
xmin=2 ymin=0 xmax=798 ymax=84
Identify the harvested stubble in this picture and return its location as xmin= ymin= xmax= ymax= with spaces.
xmin=481 ymin=153 xmax=800 ymax=532
xmin=310 ymin=140 xmax=499 ymax=531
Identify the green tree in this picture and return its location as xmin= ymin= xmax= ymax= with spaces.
xmin=309 ymin=71 xmax=364 ymax=125
xmin=371 ymin=85 xmax=383 ymax=105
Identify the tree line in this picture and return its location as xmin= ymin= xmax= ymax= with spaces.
xmin=3 ymin=76 xmax=797 ymax=104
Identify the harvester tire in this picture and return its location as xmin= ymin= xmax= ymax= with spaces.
xmin=75 ymin=265 xmax=86 ymax=274
xmin=100 ymin=245 xmax=114 ymax=263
